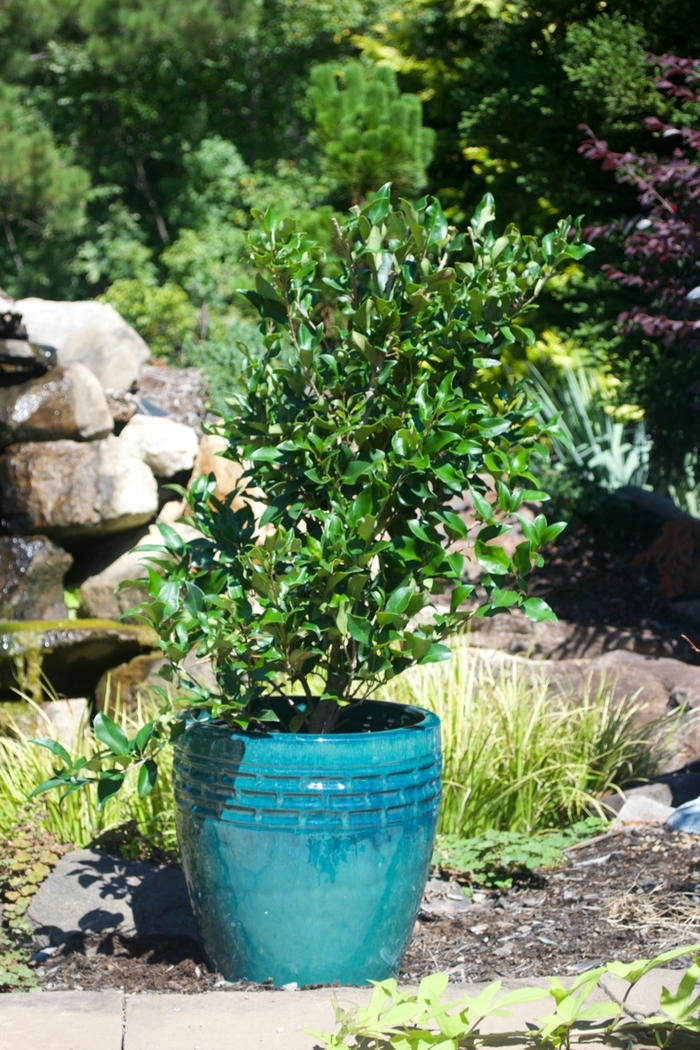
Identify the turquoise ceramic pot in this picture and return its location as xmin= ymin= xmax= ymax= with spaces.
xmin=173 ymin=700 xmax=441 ymax=986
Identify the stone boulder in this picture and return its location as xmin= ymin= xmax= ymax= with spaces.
xmin=42 ymin=698 xmax=89 ymax=750
xmin=94 ymin=648 xmax=216 ymax=711
xmin=27 ymin=848 xmax=197 ymax=946
xmin=0 ymin=363 xmax=113 ymax=447
xmin=136 ymin=364 xmax=209 ymax=435
xmin=667 ymin=797 xmax=700 ymax=833
xmin=0 ymin=436 xmax=158 ymax=537
xmin=94 ymin=651 xmax=168 ymax=710
xmin=190 ymin=433 xmax=243 ymax=501
xmin=103 ymin=388 xmax=138 ymax=430
xmin=79 ymin=520 xmax=202 ymax=620
xmin=600 ymin=782 xmax=674 ymax=818
xmin=15 ymin=298 xmax=150 ymax=391
xmin=611 ymin=795 xmax=675 ymax=829
xmin=188 ymin=434 xmax=269 ymax=538
xmin=0 ymin=337 xmax=56 ymax=380
xmin=13 ymin=298 xmax=101 ymax=347
xmin=465 ymin=605 xmax=680 ymax=660
xmin=118 ymin=414 xmax=199 ymax=478
xmin=0 ymin=536 xmax=72 ymax=620
xmin=460 ymin=645 xmax=700 ymax=768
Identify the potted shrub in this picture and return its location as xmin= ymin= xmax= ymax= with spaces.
xmin=33 ymin=188 xmax=590 ymax=986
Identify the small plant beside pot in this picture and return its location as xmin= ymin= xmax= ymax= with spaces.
xmin=32 ymin=188 xmax=591 ymax=985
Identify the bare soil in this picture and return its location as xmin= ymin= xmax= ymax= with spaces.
xmin=400 ymin=825 xmax=700 ymax=983
xmin=31 ymin=826 xmax=700 ymax=994
xmin=528 ymin=502 xmax=700 ymax=657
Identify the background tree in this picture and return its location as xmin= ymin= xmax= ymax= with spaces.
xmin=580 ymin=55 xmax=700 ymax=487
xmin=307 ymin=61 xmax=435 ymax=204
xmin=2 ymin=0 xmax=700 ymax=501
xmin=0 ymin=82 xmax=88 ymax=277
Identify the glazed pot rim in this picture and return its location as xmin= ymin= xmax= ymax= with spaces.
xmin=185 ymin=698 xmax=439 ymax=740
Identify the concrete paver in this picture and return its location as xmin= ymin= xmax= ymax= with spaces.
xmin=124 ymin=970 xmax=680 ymax=1050
xmin=0 ymin=989 xmax=123 ymax=1050
xmin=0 ymin=969 xmax=687 ymax=1050
xmin=125 ymin=988 xmax=340 ymax=1050
xmin=600 ymin=967 xmax=686 ymax=1018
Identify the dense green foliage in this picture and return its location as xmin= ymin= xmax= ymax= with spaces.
xmin=129 ymin=190 xmax=582 ymax=734
xmin=432 ymin=820 xmax=607 ymax=891
xmin=357 ymin=1 xmax=700 ymax=493
xmin=308 ymin=61 xmax=435 ymax=204
xmin=30 ymin=190 xmax=587 ymax=803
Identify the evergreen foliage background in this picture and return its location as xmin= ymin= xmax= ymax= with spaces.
xmin=0 ymin=0 xmax=699 ymax=494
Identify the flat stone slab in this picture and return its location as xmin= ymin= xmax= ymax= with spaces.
xmin=0 ymin=990 xmax=123 ymax=1050
xmin=27 ymin=848 xmax=197 ymax=946
xmin=0 ymin=971 xmax=682 ymax=1050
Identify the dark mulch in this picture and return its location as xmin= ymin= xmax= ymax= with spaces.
xmin=32 ymin=826 xmax=700 ymax=993
xmin=527 ymin=500 xmax=700 ymax=657
xmin=402 ymin=825 xmax=700 ymax=983
xmin=36 ymin=934 xmax=221 ymax=994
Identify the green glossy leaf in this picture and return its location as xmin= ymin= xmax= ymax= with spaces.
xmin=522 ymin=597 xmax=558 ymax=623
xmin=135 ymin=721 xmax=156 ymax=754
xmin=419 ymin=643 xmax=452 ymax=664
xmin=93 ymin=712 xmax=130 ymax=758
xmin=137 ymin=760 xmax=158 ymax=798
xmin=424 ymin=198 xmax=449 ymax=246
xmin=474 ymin=540 xmax=511 ymax=575
xmin=346 ymin=614 xmax=371 ymax=647
xmin=342 ymin=460 xmax=373 ymax=483
xmin=28 ymin=775 xmax=73 ymax=799
xmin=30 ymin=738 xmax=71 ymax=765
xmin=97 ymin=773 xmax=125 ymax=808
xmin=471 ymin=490 xmax=493 ymax=522
xmin=157 ymin=523 xmax=185 ymax=552
xmin=471 ymin=193 xmax=496 ymax=236
xmin=386 ymin=585 xmax=414 ymax=615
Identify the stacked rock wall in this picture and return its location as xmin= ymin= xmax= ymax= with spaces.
xmin=0 ymin=296 xmax=219 ymax=701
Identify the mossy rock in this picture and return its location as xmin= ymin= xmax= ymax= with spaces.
xmin=0 ymin=619 xmax=158 ymax=702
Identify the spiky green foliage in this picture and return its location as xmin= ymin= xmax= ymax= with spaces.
xmin=0 ymin=695 xmax=175 ymax=850
xmin=308 ymin=61 xmax=435 ymax=203
xmin=384 ymin=643 xmax=679 ymax=835
xmin=0 ymin=80 xmax=88 ymax=276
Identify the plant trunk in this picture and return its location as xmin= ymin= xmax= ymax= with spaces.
xmin=3 ymin=220 xmax=24 ymax=274
xmin=307 ymin=698 xmax=340 ymax=734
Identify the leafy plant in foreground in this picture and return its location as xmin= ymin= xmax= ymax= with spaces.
xmin=137 ymin=190 xmax=584 ymax=729
xmin=31 ymin=186 xmax=589 ymax=807
xmin=315 ymin=946 xmax=700 ymax=1050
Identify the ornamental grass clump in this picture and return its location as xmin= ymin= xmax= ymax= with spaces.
xmin=386 ymin=642 xmax=681 ymax=836
xmin=4 ymin=693 xmax=175 ymax=846
xmin=31 ymin=187 xmax=592 ymax=802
